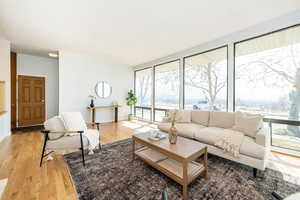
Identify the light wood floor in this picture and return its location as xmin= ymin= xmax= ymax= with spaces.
xmin=0 ymin=120 xmax=299 ymax=200
xmin=0 ymin=120 xmax=154 ymax=200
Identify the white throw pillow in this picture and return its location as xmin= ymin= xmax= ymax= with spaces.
xmin=166 ymin=109 xmax=191 ymax=123
xmin=209 ymin=111 xmax=236 ymax=128
xmin=232 ymin=112 xmax=263 ymax=138
xmin=191 ymin=110 xmax=210 ymax=126
xmin=44 ymin=116 xmax=66 ymax=140
xmin=60 ymin=112 xmax=88 ymax=132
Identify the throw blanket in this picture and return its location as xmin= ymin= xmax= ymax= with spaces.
xmin=68 ymin=130 xmax=100 ymax=155
xmin=82 ymin=130 xmax=100 ymax=155
xmin=215 ymin=130 xmax=244 ymax=157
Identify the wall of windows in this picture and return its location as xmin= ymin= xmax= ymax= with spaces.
xmin=154 ymin=60 xmax=180 ymax=121
xmin=184 ymin=47 xmax=227 ymax=111
xmin=134 ymin=24 xmax=300 ymax=153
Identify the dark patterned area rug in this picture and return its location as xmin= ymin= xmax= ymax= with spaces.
xmin=64 ymin=139 xmax=300 ymax=200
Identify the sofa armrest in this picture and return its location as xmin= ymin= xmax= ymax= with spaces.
xmin=255 ymin=126 xmax=270 ymax=147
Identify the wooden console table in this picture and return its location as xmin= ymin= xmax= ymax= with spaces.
xmin=87 ymin=105 xmax=121 ymax=124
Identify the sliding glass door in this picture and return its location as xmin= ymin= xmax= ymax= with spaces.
xmin=235 ymin=25 xmax=300 ymax=151
xmin=134 ymin=68 xmax=152 ymax=120
xmin=154 ymin=60 xmax=180 ymax=121
xmin=184 ymin=46 xmax=228 ymax=111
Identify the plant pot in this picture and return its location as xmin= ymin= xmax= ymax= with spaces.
xmin=169 ymin=125 xmax=178 ymax=144
xmin=128 ymin=114 xmax=134 ymax=121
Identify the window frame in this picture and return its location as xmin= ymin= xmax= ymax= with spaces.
xmin=134 ymin=66 xmax=153 ymax=120
xmin=153 ymin=59 xmax=181 ymax=121
xmin=233 ymin=23 xmax=300 ymax=112
xmin=183 ymin=45 xmax=229 ymax=111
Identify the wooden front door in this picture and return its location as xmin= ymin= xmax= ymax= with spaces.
xmin=18 ymin=75 xmax=45 ymax=127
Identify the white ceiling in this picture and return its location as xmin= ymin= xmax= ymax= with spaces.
xmin=0 ymin=0 xmax=300 ymax=65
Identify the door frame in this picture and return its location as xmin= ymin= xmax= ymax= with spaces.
xmin=10 ymin=52 xmax=17 ymax=129
xmin=17 ymin=75 xmax=47 ymax=127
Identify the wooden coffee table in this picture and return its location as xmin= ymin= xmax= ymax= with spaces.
xmin=132 ymin=131 xmax=208 ymax=200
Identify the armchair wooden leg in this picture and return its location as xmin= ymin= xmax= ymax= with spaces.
xmin=40 ymin=131 xmax=49 ymax=167
xmin=79 ymin=131 xmax=85 ymax=166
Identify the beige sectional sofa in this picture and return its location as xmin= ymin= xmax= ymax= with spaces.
xmin=158 ymin=110 xmax=270 ymax=176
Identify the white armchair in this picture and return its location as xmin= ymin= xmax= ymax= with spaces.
xmin=40 ymin=112 xmax=100 ymax=167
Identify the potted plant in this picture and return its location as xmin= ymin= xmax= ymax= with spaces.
xmin=126 ymin=90 xmax=137 ymax=120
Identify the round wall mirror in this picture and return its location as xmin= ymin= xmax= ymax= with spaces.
xmin=95 ymin=81 xmax=112 ymax=98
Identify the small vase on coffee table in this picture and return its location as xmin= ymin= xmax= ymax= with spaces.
xmin=169 ymin=124 xmax=178 ymax=144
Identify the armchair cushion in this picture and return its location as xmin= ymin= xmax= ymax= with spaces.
xmin=44 ymin=116 xmax=66 ymax=140
xmin=46 ymin=134 xmax=89 ymax=150
xmin=61 ymin=112 xmax=87 ymax=132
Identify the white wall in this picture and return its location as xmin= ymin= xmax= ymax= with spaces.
xmin=0 ymin=39 xmax=10 ymax=142
xmin=59 ymin=51 xmax=133 ymax=123
xmin=17 ymin=54 xmax=59 ymax=119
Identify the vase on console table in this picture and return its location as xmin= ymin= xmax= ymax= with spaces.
xmin=90 ymin=99 xmax=94 ymax=108
xmin=88 ymin=95 xmax=96 ymax=108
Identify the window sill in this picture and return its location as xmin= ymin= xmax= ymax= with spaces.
xmin=271 ymin=146 xmax=300 ymax=158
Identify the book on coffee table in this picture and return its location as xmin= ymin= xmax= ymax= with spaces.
xmin=148 ymin=132 xmax=167 ymax=141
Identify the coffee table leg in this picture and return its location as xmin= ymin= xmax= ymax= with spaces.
xmin=183 ymin=162 xmax=188 ymax=200
xmin=204 ymin=147 xmax=208 ymax=180
xmin=132 ymin=139 xmax=135 ymax=160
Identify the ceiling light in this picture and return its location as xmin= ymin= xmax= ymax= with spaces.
xmin=48 ymin=52 xmax=58 ymax=58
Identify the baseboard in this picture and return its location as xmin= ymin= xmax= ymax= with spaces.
xmin=12 ymin=125 xmax=43 ymax=133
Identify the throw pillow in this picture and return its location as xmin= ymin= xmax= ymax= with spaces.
xmin=166 ymin=109 xmax=191 ymax=123
xmin=209 ymin=111 xmax=236 ymax=128
xmin=60 ymin=112 xmax=88 ymax=132
xmin=191 ymin=110 xmax=210 ymax=126
xmin=232 ymin=111 xmax=263 ymax=138
xmin=44 ymin=116 xmax=66 ymax=140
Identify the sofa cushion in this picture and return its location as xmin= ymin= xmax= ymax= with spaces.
xmin=191 ymin=110 xmax=210 ymax=126
xmin=61 ymin=112 xmax=88 ymax=132
xmin=44 ymin=116 xmax=66 ymax=140
xmin=158 ymin=122 xmax=205 ymax=139
xmin=194 ymin=127 xmax=226 ymax=145
xmin=209 ymin=111 xmax=235 ymax=129
xmin=240 ymin=136 xmax=265 ymax=160
xmin=166 ymin=109 xmax=191 ymax=123
xmin=46 ymin=134 xmax=89 ymax=150
xmin=232 ymin=111 xmax=263 ymax=138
